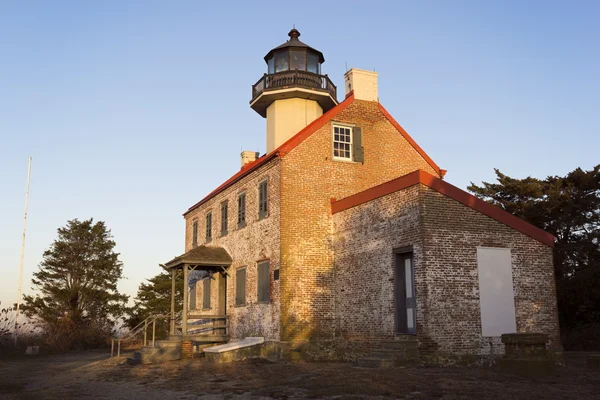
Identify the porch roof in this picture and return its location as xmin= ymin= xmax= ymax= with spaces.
xmin=163 ymin=245 xmax=233 ymax=270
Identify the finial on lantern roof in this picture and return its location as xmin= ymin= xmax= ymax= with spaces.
xmin=288 ymin=28 xmax=300 ymax=40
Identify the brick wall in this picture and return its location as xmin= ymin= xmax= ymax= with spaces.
xmin=331 ymin=185 xmax=422 ymax=358
xmin=420 ymin=185 xmax=560 ymax=355
xmin=279 ymin=99 xmax=439 ymax=344
xmin=184 ymin=158 xmax=281 ymax=341
xmin=330 ymin=182 xmax=559 ymax=359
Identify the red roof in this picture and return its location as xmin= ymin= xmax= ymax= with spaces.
xmin=184 ymin=93 xmax=445 ymax=216
xmin=331 ymin=169 xmax=555 ymax=247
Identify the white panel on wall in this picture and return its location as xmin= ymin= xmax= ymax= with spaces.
xmin=477 ymin=247 xmax=517 ymax=337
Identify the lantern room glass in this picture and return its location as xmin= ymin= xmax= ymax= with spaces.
xmin=268 ymin=49 xmax=322 ymax=74
xmin=274 ymin=51 xmax=288 ymax=73
xmin=267 ymin=57 xmax=274 ymax=74
xmin=290 ymin=50 xmax=306 ymax=70
xmin=307 ymin=52 xmax=319 ymax=73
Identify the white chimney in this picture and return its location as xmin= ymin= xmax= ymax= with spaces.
xmin=240 ymin=150 xmax=260 ymax=168
xmin=344 ymin=68 xmax=378 ymax=101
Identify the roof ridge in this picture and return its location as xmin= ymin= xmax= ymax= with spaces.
xmin=331 ymin=169 xmax=555 ymax=247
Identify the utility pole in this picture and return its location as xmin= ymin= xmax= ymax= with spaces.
xmin=14 ymin=156 xmax=32 ymax=346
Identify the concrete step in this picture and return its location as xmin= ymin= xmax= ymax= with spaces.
xmin=129 ymin=345 xmax=182 ymax=364
xmin=357 ymin=357 xmax=394 ymax=368
xmin=204 ymin=337 xmax=263 ymax=364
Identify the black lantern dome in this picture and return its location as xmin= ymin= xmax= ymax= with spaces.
xmin=263 ymin=28 xmax=325 ymax=74
xmin=250 ymin=29 xmax=337 ymax=117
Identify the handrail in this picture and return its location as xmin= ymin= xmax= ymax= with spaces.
xmin=110 ymin=312 xmax=180 ymax=359
xmin=251 ymin=70 xmax=337 ymax=101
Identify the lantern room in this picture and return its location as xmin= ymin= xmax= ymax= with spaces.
xmin=264 ymin=28 xmax=324 ymax=75
xmin=250 ymin=29 xmax=339 ymax=153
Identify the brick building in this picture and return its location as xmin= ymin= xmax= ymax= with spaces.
xmin=163 ymin=29 xmax=560 ymax=362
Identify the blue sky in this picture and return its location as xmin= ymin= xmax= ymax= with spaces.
xmin=1 ymin=1 xmax=598 ymax=308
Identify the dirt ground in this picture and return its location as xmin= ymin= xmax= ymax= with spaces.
xmin=1 ymin=351 xmax=599 ymax=400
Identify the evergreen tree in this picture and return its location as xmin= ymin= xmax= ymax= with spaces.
xmin=468 ymin=165 xmax=600 ymax=343
xmin=126 ymin=271 xmax=183 ymax=340
xmin=22 ymin=218 xmax=128 ymax=349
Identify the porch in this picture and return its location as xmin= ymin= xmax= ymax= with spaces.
xmin=126 ymin=246 xmax=233 ymax=364
xmin=163 ymin=245 xmax=233 ymax=341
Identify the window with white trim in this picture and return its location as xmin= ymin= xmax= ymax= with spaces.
xmin=333 ymin=125 xmax=352 ymax=160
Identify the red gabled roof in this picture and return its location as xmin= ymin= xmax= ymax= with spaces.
xmin=331 ymin=169 xmax=555 ymax=247
xmin=184 ymin=93 xmax=447 ymax=216
xmin=183 ymin=94 xmax=356 ymax=216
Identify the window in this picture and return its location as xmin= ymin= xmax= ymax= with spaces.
xmin=237 ymin=192 xmax=246 ymax=227
xmin=257 ymin=260 xmax=270 ymax=303
xmin=220 ymin=201 xmax=228 ymax=236
xmin=189 ymin=283 xmax=197 ymax=310
xmin=332 ymin=125 xmax=364 ymax=163
xmin=192 ymin=220 xmax=198 ymax=248
xmin=307 ymin=52 xmax=319 ymax=74
xmin=205 ymin=211 xmax=212 ymax=243
xmin=333 ymin=125 xmax=352 ymax=159
xmin=258 ymin=179 xmax=268 ymax=220
xmin=290 ymin=50 xmax=306 ymax=70
xmin=235 ymin=268 xmax=246 ymax=306
xmin=274 ymin=52 xmax=288 ymax=72
xmin=202 ymin=278 xmax=211 ymax=310
xmin=267 ymin=57 xmax=274 ymax=74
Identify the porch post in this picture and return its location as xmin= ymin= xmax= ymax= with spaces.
xmin=170 ymin=268 xmax=176 ymax=336
xmin=182 ymin=264 xmax=188 ymax=336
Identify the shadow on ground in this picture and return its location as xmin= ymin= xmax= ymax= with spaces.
xmin=1 ymin=351 xmax=599 ymax=399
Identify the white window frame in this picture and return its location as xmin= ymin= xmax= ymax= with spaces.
xmin=332 ymin=124 xmax=353 ymax=161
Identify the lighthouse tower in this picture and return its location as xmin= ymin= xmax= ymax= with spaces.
xmin=250 ymin=29 xmax=338 ymax=153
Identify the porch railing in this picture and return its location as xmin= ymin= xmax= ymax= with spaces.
xmin=110 ymin=313 xmax=177 ymax=358
xmin=177 ymin=314 xmax=229 ymax=336
xmin=252 ymin=70 xmax=337 ymax=101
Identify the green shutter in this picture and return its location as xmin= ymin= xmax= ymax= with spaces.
xmin=258 ymin=180 xmax=268 ymax=219
xmin=236 ymin=268 xmax=246 ymax=306
xmin=205 ymin=212 xmax=212 ymax=242
xmin=257 ymin=261 xmax=270 ymax=302
xmin=192 ymin=220 xmax=198 ymax=248
xmin=189 ymin=283 xmax=196 ymax=310
xmin=352 ymin=127 xmax=364 ymax=163
xmin=221 ymin=201 xmax=228 ymax=236
xmin=203 ymin=278 xmax=211 ymax=309
xmin=238 ymin=193 xmax=246 ymax=226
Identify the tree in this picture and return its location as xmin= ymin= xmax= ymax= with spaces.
xmin=126 ymin=271 xmax=183 ymax=340
xmin=468 ymin=166 xmax=600 ymax=347
xmin=22 ymin=218 xmax=128 ymax=350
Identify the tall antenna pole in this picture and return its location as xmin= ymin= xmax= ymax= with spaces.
xmin=14 ymin=156 xmax=32 ymax=346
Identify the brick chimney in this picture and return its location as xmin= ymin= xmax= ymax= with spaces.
xmin=240 ymin=150 xmax=260 ymax=168
xmin=344 ymin=68 xmax=378 ymax=101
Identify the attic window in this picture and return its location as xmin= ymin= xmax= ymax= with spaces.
xmin=333 ymin=125 xmax=364 ymax=163
xmin=333 ymin=125 xmax=352 ymax=159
